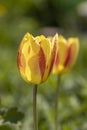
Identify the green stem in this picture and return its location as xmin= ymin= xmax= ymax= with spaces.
xmin=55 ymin=75 xmax=61 ymax=130
xmin=33 ymin=84 xmax=38 ymax=130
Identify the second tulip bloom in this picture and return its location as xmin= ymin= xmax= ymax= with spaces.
xmin=52 ymin=35 xmax=79 ymax=75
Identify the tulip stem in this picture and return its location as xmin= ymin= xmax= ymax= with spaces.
xmin=33 ymin=84 xmax=38 ymax=130
xmin=55 ymin=75 xmax=61 ymax=130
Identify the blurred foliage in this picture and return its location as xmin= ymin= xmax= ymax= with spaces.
xmin=0 ymin=0 xmax=86 ymax=45
xmin=0 ymin=0 xmax=87 ymax=130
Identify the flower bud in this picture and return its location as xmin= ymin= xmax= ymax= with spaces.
xmin=17 ymin=33 xmax=58 ymax=84
xmin=53 ymin=35 xmax=79 ymax=74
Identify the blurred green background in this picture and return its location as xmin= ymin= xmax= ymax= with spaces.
xmin=0 ymin=0 xmax=87 ymax=130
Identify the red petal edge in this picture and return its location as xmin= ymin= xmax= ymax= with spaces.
xmin=49 ymin=41 xmax=57 ymax=75
xmin=38 ymin=47 xmax=46 ymax=78
xmin=17 ymin=51 xmax=21 ymax=69
xmin=64 ymin=45 xmax=71 ymax=66
xmin=17 ymin=51 xmax=26 ymax=71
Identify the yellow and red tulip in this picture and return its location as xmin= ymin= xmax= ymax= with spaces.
xmin=17 ymin=33 xmax=58 ymax=84
xmin=52 ymin=35 xmax=79 ymax=75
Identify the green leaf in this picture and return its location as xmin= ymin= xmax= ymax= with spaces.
xmin=4 ymin=107 xmax=24 ymax=123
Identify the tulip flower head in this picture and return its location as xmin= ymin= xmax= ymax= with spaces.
xmin=53 ymin=35 xmax=79 ymax=75
xmin=17 ymin=33 xmax=58 ymax=84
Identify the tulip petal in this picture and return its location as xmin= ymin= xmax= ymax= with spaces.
xmin=61 ymin=38 xmax=79 ymax=73
xmin=42 ymin=33 xmax=58 ymax=81
xmin=67 ymin=38 xmax=79 ymax=69
xmin=22 ymin=33 xmax=40 ymax=58
xmin=35 ymin=35 xmax=46 ymax=42
xmin=27 ymin=54 xmax=41 ymax=84
xmin=39 ymin=39 xmax=52 ymax=81
xmin=17 ymin=33 xmax=42 ymax=83
xmin=38 ymin=47 xmax=46 ymax=78
xmin=48 ymin=34 xmax=58 ymax=75
xmin=17 ymin=51 xmax=27 ymax=81
xmin=53 ymin=36 xmax=68 ymax=74
xmin=58 ymin=36 xmax=68 ymax=65
xmin=64 ymin=45 xmax=71 ymax=66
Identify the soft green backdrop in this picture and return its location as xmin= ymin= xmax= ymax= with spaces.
xmin=0 ymin=0 xmax=87 ymax=130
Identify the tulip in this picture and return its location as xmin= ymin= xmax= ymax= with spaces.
xmin=17 ymin=32 xmax=58 ymax=130
xmin=17 ymin=32 xmax=58 ymax=84
xmin=52 ymin=35 xmax=79 ymax=130
xmin=53 ymin=35 xmax=79 ymax=75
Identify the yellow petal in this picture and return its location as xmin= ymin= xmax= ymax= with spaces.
xmin=58 ymin=35 xmax=68 ymax=65
xmin=52 ymin=36 xmax=79 ymax=75
xmin=27 ymin=54 xmax=41 ymax=84
xmin=59 ymin=38 xmax=79 ymax=74
xmin=35 ymin=35 xmax=46 ymax=42
xmin=64 ymin=38 xmax=79 ymax=72
xmin=42 ymin=33 xmax=58 ymax=80
xmin=17 ymin=51 xmax=28 ymax=82
xmin=17 ymin=33 xmax=42 ymax=84
xmin=53 ymin=35 xmax=67 ymax=74
xmin=39 ymin=38 xmax=51 ymax=82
